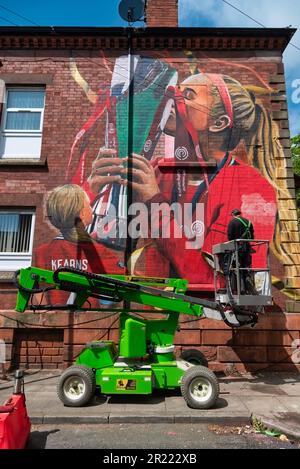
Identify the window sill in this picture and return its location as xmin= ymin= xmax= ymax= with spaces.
xmin=0 ymin=158 xmax=47 ymax=167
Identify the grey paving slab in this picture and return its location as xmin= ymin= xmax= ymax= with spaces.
xmin=0 ymin=372 xmax=60 ymax=390
xmin=99 ymin=403 xmax=128 ymax=412
xmin=277 ymin=383 xmax=300 ymax=396
xmin=242 ymin=396 xmax=289 ymax=414
xmin=240 ymin=383 xmax=288 ymax=396
xmin=26 ymin=394 xmax=58 ymax=412
xmin=275 ymin=396 xmax=300 ymax=413
xmin=166 ymin=395 xmax=248 ymax=414
xmin=22 ymin=384 xmax=59 ymax=393
xmin=124 ymin=403 xmax=167 ymax=412
xmin=0 ymin=388 xmax=12 ymax=402
xmin=37 ymin=401 xmax=111 ymax=417
xmin=165 ymin=396 xmax=193 ymax=412
xmin=216 ymin=381 xmax=234 ymax=394
xmin=103 ymin=394 xmax=167 ymax=413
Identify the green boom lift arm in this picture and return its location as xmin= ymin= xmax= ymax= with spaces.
xmin=14 ymin=266 xmax=220 ymax=318
xmin=14 ymin=263 xmax=261 ymax=329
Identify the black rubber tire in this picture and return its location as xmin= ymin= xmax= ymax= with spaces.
xmin=181 ymin=349 xmax=208 ymax=367
xmin=181 ymin=365 xmax=219 ymax=409
xmin=57 ymin=365 xmax=96 ymax=407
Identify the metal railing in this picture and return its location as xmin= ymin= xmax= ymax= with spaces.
xmin=212 ymin=240 xmax=272 ymax=307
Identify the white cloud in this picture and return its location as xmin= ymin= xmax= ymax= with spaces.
xmin=179 ymin=0 xmax=300 ymax=67
xmin=180 ymin=0 xmax=300 ymax=29
xmin=180 ymin=0 xmax=221 ymax=22
xmin=179 ymin=0 xmax=300 ymax=135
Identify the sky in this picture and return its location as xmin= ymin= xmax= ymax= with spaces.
xmin=0 ymin=0 xmax=299 ymax=136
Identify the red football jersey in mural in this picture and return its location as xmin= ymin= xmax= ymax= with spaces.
xmin=142 ymin=158 xmax=277 ymax=288
xmin=35 ymin=238 xmax=125 ymax=305
xmin=80 ymin=155 xmax=277 ymax=289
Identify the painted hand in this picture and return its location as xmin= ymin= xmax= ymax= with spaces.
xmin=120 ymin=153 xmax=160 ymax=203
xmin=87 ymin=148 xmax=127 ymax=194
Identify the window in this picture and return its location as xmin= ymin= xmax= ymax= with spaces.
xmin=0 ymin=87 xmax=45 ymax=159
xmin=0 ymin=210 xmax=36 ymax=270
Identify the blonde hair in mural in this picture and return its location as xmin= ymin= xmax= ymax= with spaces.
xmin=210 ymin=75 xmax=300 ymax=279
xmin=46 ymin=184 xmax=92 ymax=243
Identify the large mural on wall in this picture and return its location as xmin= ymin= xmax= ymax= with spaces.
xmin=34 ymin=52 xmax=299 ymax=307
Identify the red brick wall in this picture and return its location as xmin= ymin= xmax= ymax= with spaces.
xmin=146 ymin=0 xmax=178 ymax=27
xmin=12 ymin=329 xmax=64 ymax=369
xmin=178 ymin=314 xmax=300 ymax=373
xmin=1 ymin=311 xmax=299 ymax=372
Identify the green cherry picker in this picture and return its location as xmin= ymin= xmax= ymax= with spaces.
xmin=14 ymin=240 xmax=272 ymax=410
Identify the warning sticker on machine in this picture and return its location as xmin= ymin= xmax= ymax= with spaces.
xmin=116 ymin=379 xmax=136 ymax=390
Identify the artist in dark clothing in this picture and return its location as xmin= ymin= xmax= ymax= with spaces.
xmin=224 ymin=209 xmax=255 ymax=294
xmin=228 ymin=208 xmax=254 ymax=269
xmin=228 ymin=209 xmax=254 ymax=243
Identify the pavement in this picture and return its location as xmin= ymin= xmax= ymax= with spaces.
xmin=0 ymin=370 xmax=300 ymax=438
xmin=27 ymin=423 xmax=298 ymax=449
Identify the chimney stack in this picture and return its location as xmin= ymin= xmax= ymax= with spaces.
xmin=145 ymin=0 xmax=178 ymax=27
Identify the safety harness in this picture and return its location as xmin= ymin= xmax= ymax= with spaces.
xmin=236 ymin=217 xmax=253 ymax=239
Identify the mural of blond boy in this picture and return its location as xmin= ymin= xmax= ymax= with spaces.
xmin=34 ymin=184 xmax=124 ymax=306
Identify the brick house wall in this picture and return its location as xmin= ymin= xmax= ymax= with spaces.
xmin=0 ymin=23 xmax=299 ymax=372
xmin=146 ymin=0 xmax=179 ymax=27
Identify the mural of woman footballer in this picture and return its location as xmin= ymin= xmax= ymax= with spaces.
xmin=67 ymin=56 xmax=299 ymax=294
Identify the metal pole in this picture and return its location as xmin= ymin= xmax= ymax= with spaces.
xmin=13 ymin=369 xmax=24 ymax=394
xmin=236 ymin=241 xmax=241 ymax=298
xmin=125 ymin=26 xmax=135 ymax=269
xmin=124 ymin=26 xmax=135 ymax=307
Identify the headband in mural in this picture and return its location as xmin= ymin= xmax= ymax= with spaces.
xmin=205 ymin=73 xmax=234 ymax=128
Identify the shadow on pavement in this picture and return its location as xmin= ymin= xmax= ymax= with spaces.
xmin=107 ymin=394 xmax=165 ymax=405
xmin=214 ymin=398 xmax=229 ymax=409
xmin=84 ymin=394 xmax=108 ymax=407
xmin=26 ymin=429 xmax=60 ymax=449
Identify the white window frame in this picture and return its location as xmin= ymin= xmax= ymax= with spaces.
xmin=0 ymin=86 xmax=45 ymax=159
xmin=0 ymin=209 xmax=36 ymax=271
